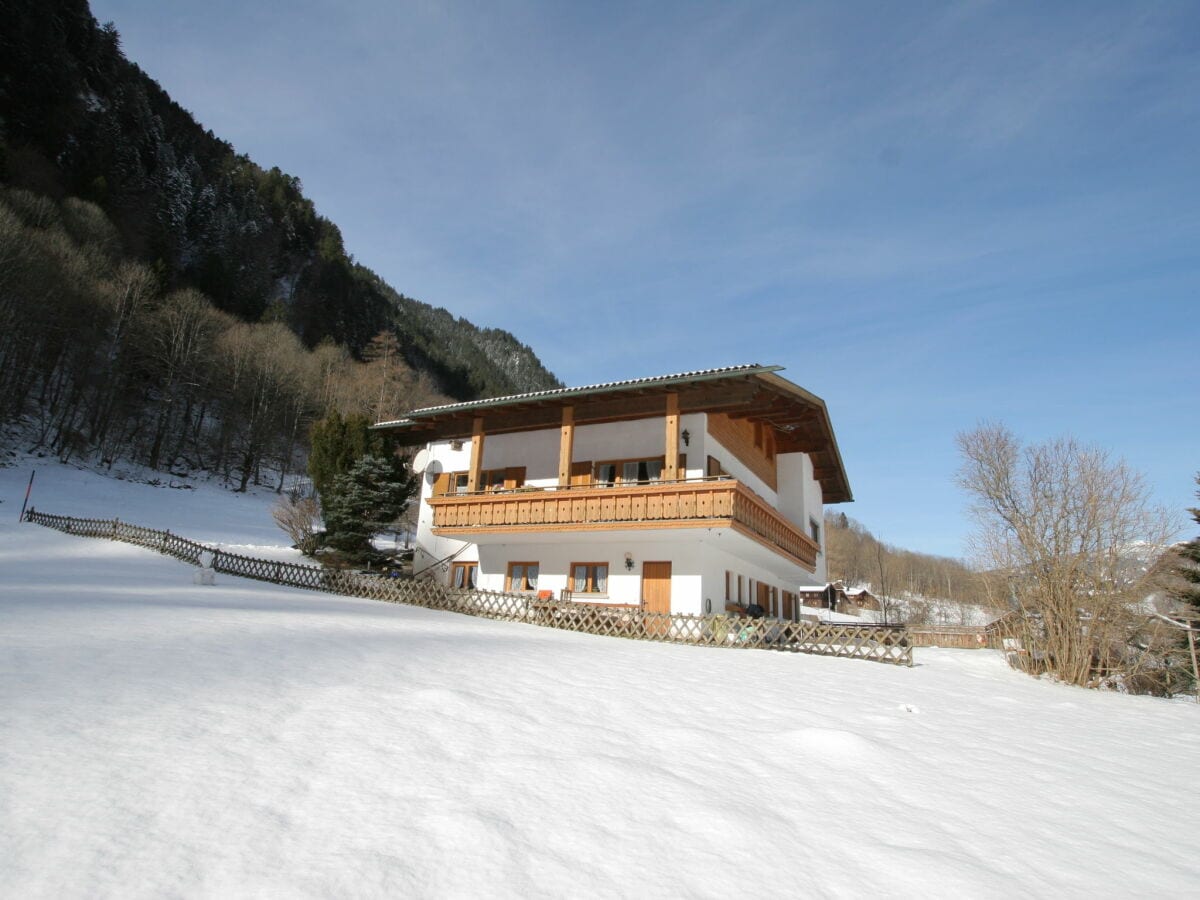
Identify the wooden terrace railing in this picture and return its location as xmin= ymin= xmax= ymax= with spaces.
xmin=22 ymin=508 xmax=911 ymax=665
xmin=428 ymin=477 xmax=821 ymax=571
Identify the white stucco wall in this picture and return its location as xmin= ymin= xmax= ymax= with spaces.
xmin=469 ymin=528 xmax=820 ymax=616
xmin=776 ymin=452 xmax=827 ymax=580
xmin=476 ymin=414 xmax=708 ymax=484
xmin=411 ymin=439 xmax=475 ymax=579
xmin=476 ymin=535 xmax=709 ymax=611
xmin=476 ymin=429 xmax=558 ymax=484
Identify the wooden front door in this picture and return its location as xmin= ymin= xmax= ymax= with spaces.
xmin=642 ymin=562 xmax=672 ymax=615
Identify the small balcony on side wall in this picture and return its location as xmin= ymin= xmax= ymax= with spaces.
xmin=427 ymin=478 xmax=819 ymax=572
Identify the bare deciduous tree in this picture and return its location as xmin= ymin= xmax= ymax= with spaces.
xmin=272 ymin=488 xmax=322 ymax=555
xmin=957 ymin=423 xmax=1177 ymax=688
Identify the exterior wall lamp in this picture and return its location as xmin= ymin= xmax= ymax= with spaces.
xmin=681 ymin=429 xmax=690 ymax=446
xmin=624 ymin=552 xmax=635 ymax=571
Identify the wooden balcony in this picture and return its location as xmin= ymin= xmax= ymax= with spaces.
xmin=428 ymin=478 xmax=819 ymax=571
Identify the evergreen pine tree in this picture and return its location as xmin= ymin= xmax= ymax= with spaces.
xmin=308 ymin=411 xmax=373 ymax=499
xmin=1173 ymin=473 xmax=1200 ymax=613
xmin=322 ymin=455 xmax=414 ymax=561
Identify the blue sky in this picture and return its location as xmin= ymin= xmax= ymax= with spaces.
xmin=91 ymin=0 xmax=1198 ymax=558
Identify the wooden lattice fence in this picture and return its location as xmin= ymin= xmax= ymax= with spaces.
xmin=22 ymin=509 xmax=912 ymax=665
xmin=906 ymin=625 xmax=995 ymax=649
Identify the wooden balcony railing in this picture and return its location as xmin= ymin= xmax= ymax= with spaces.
xmin=428 ymin=478 xmax=819 ymax=571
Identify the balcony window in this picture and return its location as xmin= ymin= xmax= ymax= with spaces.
xmin=593 ymin=457 xmax=672 ymax=487
xmin=571 ymin=563 xmax=608 ymax=594
xmin=434 ymin=467 xmax=526 ymax=496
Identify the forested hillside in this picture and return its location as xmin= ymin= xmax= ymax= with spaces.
xmin=824 ymin=512 xmax=998 ymax=621
xmin=0 ymin=1 xmax=557 ymax=384
xmin=0 ymin=0 xmax=558 ymax=484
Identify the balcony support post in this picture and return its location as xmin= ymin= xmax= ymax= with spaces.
xmin=467 ymin=416 xmax=485 ymax=492
xmin=558 ymin=405 xmax=574 ymax=487
xmin=664 ymin=392 xmax=680 ymax=481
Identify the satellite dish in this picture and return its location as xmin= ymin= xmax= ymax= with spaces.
xmin=411 ymin=448 xmax=431 ymax=474
xmin=423 ymin=458 xmax=443 ymax=485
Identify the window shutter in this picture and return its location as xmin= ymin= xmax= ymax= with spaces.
xmin=432 ymin=472 xmax=451 ymax=496
xmin=570 ymin=461 xmax=592 ymax=486
xmin=504 ymin=466 xmax=526 ymax=489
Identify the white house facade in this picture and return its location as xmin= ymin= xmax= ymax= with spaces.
xmin=374 ymin=365 xmax=852 ymax=620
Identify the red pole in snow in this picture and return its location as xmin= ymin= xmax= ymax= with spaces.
xmin=18 ymin=470 xmax=35 ymax=522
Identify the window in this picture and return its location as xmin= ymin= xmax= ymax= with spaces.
xmin=595 ymin=457 xmax=665 ymax=487
xmin=810 ymin=517 xmax=821 ymax=550
xmin=506 ymin=562 xmax=539 ymax=592
xmin=570 ymin=562 xmax=608 ymax=594
xmin=435 ymin=468 xmax=526 ymax=496
xmin=449 ymin=562 xmax=477 ymax=589
xmin=725 ymin=570 xmax=731 ymax=602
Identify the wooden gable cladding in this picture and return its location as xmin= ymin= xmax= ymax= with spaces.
xmin=707 ymin=412 xmax=778 ymax=492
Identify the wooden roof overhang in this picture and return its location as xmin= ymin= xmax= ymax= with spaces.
xmin=374 ymin=364 xmax=853 ymax=502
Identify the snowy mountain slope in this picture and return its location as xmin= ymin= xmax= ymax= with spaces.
xmin=0 ymin=454 xmax=301 ymax=559
xmin=1 ymin=461 xmax=1199 ymax=897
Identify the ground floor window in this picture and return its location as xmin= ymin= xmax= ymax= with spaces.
xmin=450 ymin=561 xmax=477 ymax=589
xmin=506 ymin=562 xmax=539 ymax=592
xmin=570 ymin=562 xmax=608 ymax=594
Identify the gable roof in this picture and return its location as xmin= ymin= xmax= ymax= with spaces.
xmin=376 ymin=364 xmax=778 ymax=424
xmin=375 ymin=363 xmax=852 ymax=502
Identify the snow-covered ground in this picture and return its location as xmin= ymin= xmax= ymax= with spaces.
xmin=0 ymin=452 xmax=306 ymax=562
xmin=2 ymin=459 xmax=1199 ymax=897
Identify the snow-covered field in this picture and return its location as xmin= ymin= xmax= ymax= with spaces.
xmin=2 ymin=459 xmax=1199 ymax=897
xmin=0 ymin=453 xmax=307 ymax=562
